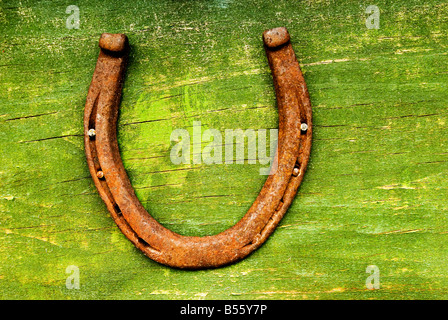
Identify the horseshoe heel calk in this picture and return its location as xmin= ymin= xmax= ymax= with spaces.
xmin=99 ymin=33 xmax=128 ymax=52
xmin=263 ymin=27 xmax=290 ymax=48
xmin=84 ymin=28 xmax=312 ymax=269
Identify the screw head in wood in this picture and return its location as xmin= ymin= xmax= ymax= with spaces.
xmin=292 ymin=167 xmax=300 ymax=176
xmin=300 ymin=123 xmax=308 ymax=132
xmin=88 ymin=128 xmax=96 ymax=137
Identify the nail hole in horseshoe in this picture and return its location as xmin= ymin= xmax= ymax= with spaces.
xmin=137 ymin=237 xmax=150 ymax=247
xmin=113 ymin=203 xmax=122 ymax=215
xmin=88 ymin=93 xmax=100 ymax=131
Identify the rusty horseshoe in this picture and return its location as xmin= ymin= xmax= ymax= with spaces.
xmin=84 ymin=27 xmax=312 ymax=269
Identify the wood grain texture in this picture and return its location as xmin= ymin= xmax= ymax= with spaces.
xmin=1 ymin=0 xmax=447 ymax=299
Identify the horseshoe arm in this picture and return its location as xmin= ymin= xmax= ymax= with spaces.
xmin=84 ymin=28 xmax=312 ymax=269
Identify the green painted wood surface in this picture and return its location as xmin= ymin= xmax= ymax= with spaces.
xmin=1 ymin=0 xmax=448 ymax=299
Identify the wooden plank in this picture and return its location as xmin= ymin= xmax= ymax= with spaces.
xmin=1 ymin=0 xmax=447 ymax=299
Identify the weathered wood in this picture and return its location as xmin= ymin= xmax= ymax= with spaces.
xmin=0 ymin=0 xmax=447 ymax=299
